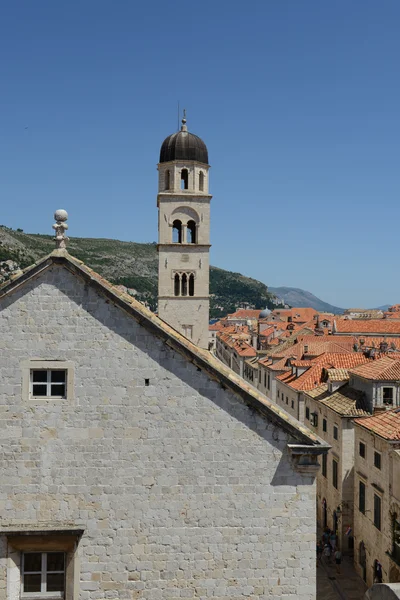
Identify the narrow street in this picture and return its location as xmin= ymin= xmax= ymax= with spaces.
xmin=317 ymin=552 xmax=368 ymax=600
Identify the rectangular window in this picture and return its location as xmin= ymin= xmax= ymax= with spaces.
xmin=311 ymin=412 xmax=318 ymax=427
xmin=305 ymin=407 xmax=310 ymax=420
xmin=374 ymin=451 xmax=381 ymax=470
xmin=333 ymin=425 xmax=338 ymax=440
xmin=374 ymin=494 xmax=382 ymax=530
xmin=264 ymin=372 xmax=267 ymax=388
xmin=277 ymin=390 xmax=280 ymax=399
xmin=359 ymin=442 xmax=366 ymax=458
xmin=22 ymin=552 xmax=65 ymax=597
xmin=30 ymin=370 xmax=67 ymax=399
xmin=359 ymin=481 xmax=366 ymax=513
xmin=286 ymin=396 xmax=288 ymax=405
xmin=291 ymin=400 xmax=294 ymax=409
xmin=267 ymin=373 xmax=270 ymax=389
xmin=332 ymin=459 xmax=338 ymax=489
xmin=322 ymin=453 xmax=327 ymax=477
xmin=323 ymin=418 xmax=327 ymax=432
xmin=383 ymin=387 xmax=393 ymax=405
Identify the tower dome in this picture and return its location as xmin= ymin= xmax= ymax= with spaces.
xmin=159 ymin=114 xmax=209 ymax=165
xmin=259 ymin=308 xmax=271 ymax=319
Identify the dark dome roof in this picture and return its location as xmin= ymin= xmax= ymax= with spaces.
xmin=159 ymin=118 xmax=208 ymax=164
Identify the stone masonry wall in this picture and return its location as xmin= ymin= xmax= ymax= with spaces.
xmin=0 ymin=265 xmax=317 ymax=599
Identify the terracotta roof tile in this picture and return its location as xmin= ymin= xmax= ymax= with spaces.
xmin=326 ymin=368 xmax=349 ymax=381
xmin=304 ymin=384 xmax=370 ymax=416
xmin=335 ymin=319 xmax=400 ymax=334
xmin=349 ymin=356 xmax=400 ymax=381
xmin=354 ymin=408 xmax=400 ymax=440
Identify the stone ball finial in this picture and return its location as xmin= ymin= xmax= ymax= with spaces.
xmin=54 ymin=209 xmax=68 ymax=222
xmin=52 ymin=209 xmax=69 ymax=249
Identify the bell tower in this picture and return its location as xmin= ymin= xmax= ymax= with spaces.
xmin=157 ymin=113 xmax=211 ymax=349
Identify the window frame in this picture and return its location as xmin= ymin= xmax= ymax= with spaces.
xmin=322 ymin=453 xmax=327 ymax=478
xmin=333 ymin=425 xmax=338 ymax=440
xmin=322 ymin=418 xmax=327 ymax=433
xmin=374 ymin=451 xmax=381 ymax=470
xmin=30 ymin=370 xmax=67 ymax=399
xmin=359 ymin=442 xmax=366 ymax=459
xmin=22 ymin=361 xmax=74 ymax=405
xmin=383 ymin=386 xmax=394 ymax=405
xmin=305 ymin=407 xmax=310 ymax=420
xmin=332 ymin=458 xmax=338 ymax=489
xmin=21 ymin=551 xmax=65 ymax=598
xmin=374 ymin=494 xmax=382 ymax=530
xmin=359 ymin=480 xmax=366 ymax=514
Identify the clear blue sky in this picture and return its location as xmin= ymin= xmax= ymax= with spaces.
xmin=1 ymin=1 xmax=399 ymax=309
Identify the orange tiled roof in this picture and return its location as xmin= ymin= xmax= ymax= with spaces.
xmin=354 ymin=408 xmax=400 ymax=440
xmin=335 ymin=319 xmax=400 ymax=335
xmin=233 ymin=340 xmax=257 ymax=357
xmin=349 ymin=356 xmax=400 ymax=381
xmin=278 ymin=353 xmax=372 ymax=391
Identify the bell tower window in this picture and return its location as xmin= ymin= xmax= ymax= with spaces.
xmin=173 ymin=272 xmax=195 ymax=296
xmin=189 ymin=273 xmax=194 ymax=296
xmin=181 ymin=273 xmax=188 ymax=296
xmin=199 ymin=171 xmax=204 ymax=191
xmin=165 ymin=170 xmax=170 ymax=190
xmin=187 ymin=220 xmax=197 ymax=244
xmin=174 ymin=273 xmax=180 ymax=296
xmin=181 ymin=169 xmax=189 ymax=190
xmin=172 ymin=220 xmax=182 ymax=243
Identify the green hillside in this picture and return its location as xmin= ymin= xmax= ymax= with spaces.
xmin=0 ymin=226 xmax=282 ymax=317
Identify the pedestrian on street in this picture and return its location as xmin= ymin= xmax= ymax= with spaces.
xmin=335 ymin=549 xmax=342 ymax=574
xmin=323 ymin=542 xmax=332 ymax=563
xmin=330 ymin=531 xmax=337 ymax=551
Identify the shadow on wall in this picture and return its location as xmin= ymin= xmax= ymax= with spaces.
xmin=365 ymin=583 xmax=400 ymax=599
xmin=0 ymin=263 xmax=313 ymax=489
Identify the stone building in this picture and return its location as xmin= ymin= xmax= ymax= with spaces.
xmin=353 ymin=409 xmax=400 ymax=588
xmin=303 ymin=371 xmax=369 ymax=553
xmin=0 ymin=238 xmax=329 ymax=599
xmin=157 ymin=114 xmax=211 ymax=349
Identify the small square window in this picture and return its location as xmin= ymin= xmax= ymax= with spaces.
xmin=323 ymin=418 xmax=327 ymax=432
xmin=31 ymin=370 xmax=67 ymax=398
xmin=333 ymin=426 xmax=338 ymax=440
xmin=359 ymin=442 xmax=366 ymax=458
xmin=374 ymin=451 xmax=381 ymax=470
xmin=22 ymin=552 xmax=65 ymax=597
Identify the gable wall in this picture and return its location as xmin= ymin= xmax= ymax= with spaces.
xmin=0 ymin=265 xmax=317 ymax=599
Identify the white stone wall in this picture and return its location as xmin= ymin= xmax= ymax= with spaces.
xmin=276 ymin=381 xmax=301 ymax=421
xmin=0 ymin=265 xmax=318 ymax=599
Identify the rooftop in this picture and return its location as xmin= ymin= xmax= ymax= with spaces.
xmin=304 ymin=384 xmax=369 ymax=416
xmin=354 ymin=408 xmax=400 ymax=440
xmin=349 ymin=355 xmax=400 ymax=381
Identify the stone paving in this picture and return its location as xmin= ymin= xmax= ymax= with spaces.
xmin=317 ymin=552 xmax=368 ymax=600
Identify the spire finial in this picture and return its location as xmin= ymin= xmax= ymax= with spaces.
xmin=52 ymin=209 xmax=69 ymax=249
xmin=181 ymin=108 xmax=188 ymax=132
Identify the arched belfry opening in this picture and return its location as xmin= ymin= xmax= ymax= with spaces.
xmin=172 ymin=220 xmax=182 ymax=243
xmin=181 ymin=169 xmax=188 ymax=190
xmin=187 ymin=220 xmax=197 ymax=244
